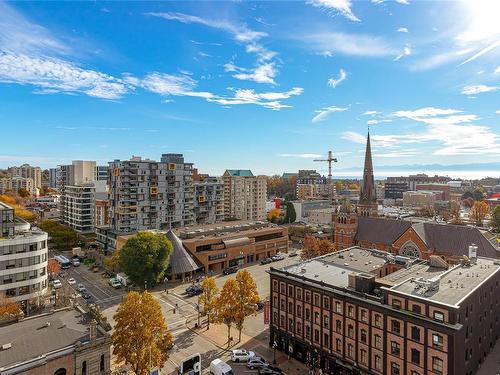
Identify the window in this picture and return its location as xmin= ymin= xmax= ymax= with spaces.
xmin=433 ymin=333 xmax=443 ymax=347
xmin=335 ymin=302 xmax=342 ymax=313
xmin=273 ymin=312 xmax=278 ymax=324
xmin=374 ymin=314 xmax=382 ymax=328
xmin=280 ymin=299 xmax=285 ymax=310
xmin=280 ymin=283 xmax=286 ymax=293
xmin=412 ymin=304 xmax=422 ymax=315
xmin=348 ymin=324 xmax=354 ymax=338
xmin=391 ymin=319 xmax=401 ymax=334
xmin=411 ymin=372 xmax=420 ymax=375
xmin=432 ymin=356 xmax=443 ymax=374
xmin=392 ymin=299 xmax=402 ymax=309
xmin=289 ymin=318 xmax=294 ymax=332
xmin=434 ymin=311 xmax=445 ymax=322
xmin=305 ymin=292 xmax=311 ymax=303
xmin=411 ymin=326 xmax=421 ymax=341
xmin=297 ymin=288 xmax=302 ymax=300
xmin=297 ymin=324 xmax=302 ymax=335
xmin=360 ymin=329 xmax=367 ymax=343
xmin=323 ymin=296 xmax=330 ymax=309
xmin=411 ymin=348 xmax=420 ymax=364
xmin=360 ymin=309 xmax=367 ymax=322
xmin=314 ymin=329 xmax=320 ymax=342
xmin=375 ymin=334 xmax=382 ymax=349
xmin=375 ymin=355 xmax=381 ymax=371
xmin=314 ymin=294 xmax=320 ymax=306
xmin=391 ymin=341 xmax=400 ymax=356
xmin=314 ymin=312 xmax=319 ymax=324
xmin=323 ymin=315 xmax=329 ymax=328
xmin=305 ymin=308 xmax=310 ymax=321
xmin=288 ymin=285 xmax=294 ymax=297
xmin=280 ymin=315 xmax=285 ymax=327
xmin=347 ymin=343 xmax=353 ymax=358
xmin=81 ymin=361 xmax=87 ymax=375
xmin=289 ymin=302 xmax=293 ymax=312
xmin=336 ymin=338 xmax=341 ymax=352
xmin=391 ymin=362 xmax=400 ymax=375
xmin=360 ymin=349 xmax=367 ymax=365
xmin=54 ymin=369 xmax=67 ymax=375
xmin=297 ymin=305 xmax=302 ymax=318
xmin=336 ymin=320 xmax=342 ymax=333
xmin=306 ymin=325 xmax=311 ymax=339
xmin=324 ymin=333 xmax=329 ymax=348
xmin=348 ymin=305 xmax=354 ymax=317
xmin=100 ymin=355 xmax=105 ymax=372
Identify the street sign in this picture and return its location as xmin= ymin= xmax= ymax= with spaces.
xmin=264 ymin=301 xmax=270 ymax=324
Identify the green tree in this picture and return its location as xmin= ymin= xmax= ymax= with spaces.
xmin=113 ymin=291 xmax=173 ymax=375
xmin=490 ymin=206 xmax=500 ymax=233
xmin=283 ymin=201 xmax=296 ymax=223
xmin=216 ymin=278 xmax=238 ymax=347
xmin=39 ymin=220 xmax=78 ymax=251
xmin=119 ymin=231 xmax=173 ymax=289
xmin=199 ymin=277 xmax=219 ymax=329
xmin=234 ymin=270 xmax=260 ymax=341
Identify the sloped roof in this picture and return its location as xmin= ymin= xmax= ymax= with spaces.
xmin=355 ymin=216 xmax=412 ymax=245
xmin=165 ymin=230 xmax=201 ymax=275
xmin=411 ymin=222 xmax=499 ymax=258
xmin=225 ymin=169 xmax=254 ymax=177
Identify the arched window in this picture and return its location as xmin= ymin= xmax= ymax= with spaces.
xmin=54 ymin=369 xmax=67 ymax=375
xmin=400 ymin=241 xmax=421 ymax=258
xmin=82 ymin=361 xmax=87 ymax=375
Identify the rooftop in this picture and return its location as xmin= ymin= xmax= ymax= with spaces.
xmin=224 ymin=169 xmax=254 ymax=177
xmin=177 ymin=220 xmax=278 ymax=240
xmin=388 ymin=257 xmax=500 ymax=306
xmin=0 ymin=307 xmax=105 ymax=370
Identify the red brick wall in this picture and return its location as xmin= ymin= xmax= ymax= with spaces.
xmin=393 ymin=227 xmax=432 ymax=259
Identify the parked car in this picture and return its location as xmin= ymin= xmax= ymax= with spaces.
xmin=187 ymin=284 xmax=202 ymax=297
xmin=271 ymin=253 xmax=285 ymax=261
xmin=258 ymin=368 xmax=282 ymax=375
xmin=210 ymin=358 xmax=234 ymax=375
xmin=222 ymin=266 xmax=239 ymax=275
xmin=247 ymin=357 xmax=269 ymax=370
xmin=231 ymin=349 xmax=255 ymax=362
xmin=288 ymin=251 xmax=298 ymax=257
xmin=72 ymin=258 xmax=80 ymax=267
xmin=80 ymin=291 xmax=92 ymax=299
xmin=52 ymin=279 xmax=62 ymax=289
xmin=76 ymin=283 xmax=86 ymax=292
xmin=110 ymin=279 xmax=122 ymax=289
xmin=260 ymin=258 xmax=272 ymax=265
xmin=68 ymin=278 xmax=76 ymax=285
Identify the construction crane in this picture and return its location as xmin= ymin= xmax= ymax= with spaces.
xmin=314 ymin=151 xmax=338 ymax=203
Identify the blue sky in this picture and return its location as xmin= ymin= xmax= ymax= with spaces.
xmin=0 ymin=1 xmax=499 ymax=178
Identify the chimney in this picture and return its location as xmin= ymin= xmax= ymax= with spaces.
xmin=89 ymin=319 xmax=97 ymax=342
xmin=468 ymin=244 xmax=478 ymax=264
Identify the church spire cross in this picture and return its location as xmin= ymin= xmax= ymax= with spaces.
xmin=360 ymin=129 xmax=376 ymax=207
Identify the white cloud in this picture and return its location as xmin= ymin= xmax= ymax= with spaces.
xmin=459 ymin=40 xmax=500 ymax=66
xmin=363 ymin=110 xmax=379 ymax=116
xmin=397 ymin=27 xmax=409 ymax=33
xmin=0 ymin=52 xmax=131 ymax=99
xmin=461 ymin=84 xmax=499 ymax=95
xmin=327 ymin=69 xmax=347 ymax=88
xmin=495 ymin=66 xmax=500 ymax=74
xmin=148 ymin=12 xmax=278 ymax=85
xmin=377 ymin=150 xmax=420 ymax=158
xmin=307 ymin=0 xmax=360 ymax=22
xmin=371 ymin=0 xmax=385 ymax=4
xmin=394 ymin=44 xmax=411 ymax=61
xmin=312 ymin=106 xmax=348 ymax=123
xmin=496 ymin=110 xmax=500 ymax=114
xmin=395 ymin=0 xmax=410 ymax=4
xmin=367 ymin=119 xmax=392 ymax=125
xmin=393 ymin=107 xmax=462 ymax=118
xmin=303 ymin=32 xmax=398 ymax=58
xmin=279 ymin=153 xmax=322 ymax=159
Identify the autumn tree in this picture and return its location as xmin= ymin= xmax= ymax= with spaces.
xmin=199 ymin=277 xmax=219 ymax=329
xmin=463 ymin=197 xmax=475 ymax=208
xmin=490 ymin=206 xmax=500 ymax=233
xmin=470 ymin=201 xmax=490 ymax=226
xmin=0 ymin=294 xmax=23 ymax=318
xmin=17 ymin=188 xmax=30 ymax=198
xmin=301 ymin=236 xmax=320 ymax=260
xmin=47 ymin=258 xmax=61 ymax=277
xmin=119 ymin=231 xmax=173 ymax=289
xmin=216 ymin=278 xmax=238 ymax=347
xmin=0 ymin=194 xmax=37 ymax=223
xmin=234 ymin=270 xmax=260 ymax=342
xmin=318 ymin=239 xmax=336 ymax=255
xmin=267 ymin=208 xmax=281 ymax=223
xmin=113 ymin=291 xmax=173 ymax=375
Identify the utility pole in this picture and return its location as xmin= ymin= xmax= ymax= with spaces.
xmin=313 ymin=151 xmax=338 ymax=203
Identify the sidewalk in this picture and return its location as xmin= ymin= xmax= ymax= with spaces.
xmin=187 ymin=320 xmax=309 ymax=375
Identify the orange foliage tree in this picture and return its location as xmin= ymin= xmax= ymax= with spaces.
xmin=47 ymin=259 xmax=61 ymax=276
xmin=0 ymin=294 xmax=22 ymax=317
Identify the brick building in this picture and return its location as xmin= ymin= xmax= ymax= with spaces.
xmin=269 ymin=246 xmax=500 ymax=375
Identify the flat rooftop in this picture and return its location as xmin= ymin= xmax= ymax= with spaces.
xmin=177 ymin=220 xmax=282 ymax=241
xmin=277 ymin=247 xmax=389 ymax=288
xmin=0 ymin=307 xmax=104 ymax=370
xmin=388 ymin=257 xmax=500 ymax=307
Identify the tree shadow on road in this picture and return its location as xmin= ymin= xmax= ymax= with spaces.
xmin=172 ymin=329 xmax=195 ymax=350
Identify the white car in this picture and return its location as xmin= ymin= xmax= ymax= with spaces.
xmin=231 ymin=349 xmax=255 ymax=362
xmin=76 ymin=283 xmax=86 ymax=292
xmin=272 ymin=253 xmax=285 ymax=261
xmin=68 ymin=278 xmax=76 ymax=285
xmin=247 ymin=357 xmax=269 ymax=370
xmin=52 ymin=279 xmax=62 ymax=289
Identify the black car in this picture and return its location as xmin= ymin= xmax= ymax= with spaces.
xmin=260 ymin=258 xmax=272 ymax=265
xmin=256 ymin=301 xmax=265 ymax=310
xmin=222 ymin=266 xmax=238 ymax=275
xmin=81 ymin=291 xmax=92 ymax=299
xmin=187 ymin=284 xmax=203 ymax=297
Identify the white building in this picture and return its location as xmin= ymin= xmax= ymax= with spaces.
xmin=0 ymin=177 xmax=35 ymax=196
xmin=8 ymin=164 xmax=42 ymax=192
xmin=60 ymin=184 xmax=95 ymax=233
xmin=0 ymin=202 xmax=48 ymax=306
xmin=223 ymin=170 xmax=266 ymax=221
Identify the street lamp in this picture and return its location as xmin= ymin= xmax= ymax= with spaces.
xmin=273 ymin=341 xmax=277 ymax=364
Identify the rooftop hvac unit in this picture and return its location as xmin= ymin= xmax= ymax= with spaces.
xmin=469 ymin=244 xmax=478 ymax=264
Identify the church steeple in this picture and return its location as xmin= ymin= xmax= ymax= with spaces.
xmin=358 ymin=129 xmax=377 ymax=216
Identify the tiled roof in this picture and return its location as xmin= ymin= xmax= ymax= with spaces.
xmin=412 ymin=222 xmax=500 ymax=258
xmin=225 ymin=169 xmax=254 ymax=177
xmin=355 ymin=216 xmax=412 ymax=245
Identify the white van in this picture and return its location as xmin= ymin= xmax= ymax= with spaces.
xmin=209 ymin=359 xmax=234 ymax=375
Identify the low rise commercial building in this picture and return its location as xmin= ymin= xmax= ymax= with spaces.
xmin=402 ymin=190 xmax=441 ymax=208
xmin=416 ymin=184 xmax=451 ymax=201
xmin=0 ymin=307 xmax=111 ymax=375
xmin=269 ymin=245 xmax=500 ymax=375
xmin=292 ymin=200 xmax=331 ymax=221
xmin=308 ymin=208 xmax=335 ymax=225
xmin=385 ymin=181 xmax=409 ymax=200
xmin=0 ymin=202 xmax=48 ymax=309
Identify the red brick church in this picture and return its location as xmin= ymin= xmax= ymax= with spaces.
xmin=333 ymin=131 xmax=499 ymax=263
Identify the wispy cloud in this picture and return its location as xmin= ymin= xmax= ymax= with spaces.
xmin=363 ymin=110 xmax=379 ymax=116
xmin=461 ymin=84 xmax=499 ymax=95
xmin=279 ymin=153 xmax=322 ymax=158
xmin=327 ymin=68 xmax=347 ymax=88
xmin=495 ymin=66 xmax=500 ymax=74
xmin=147 ymin=12 xmax=279 ymax=85
xmin=307 ymin=0 xmax=360 ymax=22
xmin=394 ymin=44 xmax=411 ymax=61
xmin=395 ymin=0 xmax=410 ymax=5
xmin=397 ymin=27 xmax=408 ymax=33
xmin=377 ymin=150 xmax=420 ymax=158
xmin=312 ymin=106 xmax=348 ymax=123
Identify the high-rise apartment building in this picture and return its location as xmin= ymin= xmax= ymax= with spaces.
xmin=108 ymin=154 xmax=195 ymax=232
xmin=8 ymin=164 xmax=42 ymax=192
xmin=0 ymin=202 xmax=48 ymax=308
xmin=194 ymin=176 xmax=224 ymax=224
xmin=96 ymin=165 xmax=108 ymax=181
xmin=223 ymin=169 xmax=266 ymax=221
xmin=58 ymin=160 xmax=97 ymax=187
xmin=60 ymin=184 xmax=95 ymax=233
xmin=0 ymin=177 xmax=34 ymax=196
xmin=49 ymin=167 xmax=59 ymax=189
